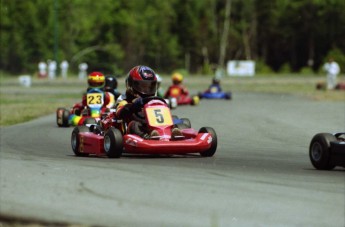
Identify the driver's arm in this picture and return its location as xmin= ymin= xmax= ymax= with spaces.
xmin=116 ymin=100 xmax=131 ymax=119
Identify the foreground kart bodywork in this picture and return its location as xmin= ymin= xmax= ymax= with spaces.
xmin=72 ymin=126 xmax=215 ymax=157
xmin=309 ymin=132 xmax=345 ymax=170
xmin=71 ymin=97 xmax=217 ymax=158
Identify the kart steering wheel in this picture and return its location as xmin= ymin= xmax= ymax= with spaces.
xmin=141 ymin=96 xmax=167 ymax=105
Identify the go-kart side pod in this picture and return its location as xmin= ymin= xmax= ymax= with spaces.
xmin=71 ymin=126 xmax=90 ymax=157
xmin=309 ymin=133 xmax=336 ymax=170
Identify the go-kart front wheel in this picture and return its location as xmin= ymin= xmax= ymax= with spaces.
xmin=104 ymin=127 xmax=123 ymax=158
xmin=71 ymin=126 xmax=89 ymax=157
xmin=199 ymin=127 xmax=217 ymax=157
xmin=56 ymin=107 xmax=70 ymax=127
xmin=309 ymin=133 xmax=336 ymax=170
xmin=180 ymin=118 xmax=191 ymax=128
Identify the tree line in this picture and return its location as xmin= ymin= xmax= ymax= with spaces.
xmin=1 ymin=0 xmax=345 ymax=76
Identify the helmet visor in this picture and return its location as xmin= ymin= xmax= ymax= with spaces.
xmin=89 ymin=81 xmax=104 ymax=88
xmin=132 ymin=80 xmax=157 ymax=96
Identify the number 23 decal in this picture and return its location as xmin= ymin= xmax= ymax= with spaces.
xmin=87 ymin=93 xmax=103 ymax=105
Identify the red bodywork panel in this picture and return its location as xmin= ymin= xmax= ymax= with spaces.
xmin=78 ymin=132 xmax=105 ymax=156
xmin=78 ymin=129 xmax=212 ymax=156
xmin=165 ymin=86 xmax=193 ymax=105
xmin=123 ymin=132 xmax=212 ymax=154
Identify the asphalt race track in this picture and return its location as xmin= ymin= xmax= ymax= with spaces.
xmin=1 ymin=92 xmax=344 ymax=226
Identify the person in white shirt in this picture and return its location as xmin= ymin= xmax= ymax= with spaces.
xmin=60 ymin=60 xmax=69 ymax=79
xmin=38 ymin=60 xmax=47 ymax=78
xmin=323 ymin=57 xmax=340 ymax=90
xmin=78 ymin=62 xmax=88 ymax=80
xmin=48 ymin=60 xmax=57 ymax=79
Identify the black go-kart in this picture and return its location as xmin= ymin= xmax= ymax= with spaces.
xmin=309 ymin=132 xmax=345 ymax=170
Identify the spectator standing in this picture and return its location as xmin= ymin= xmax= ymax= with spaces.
xmin=60 ymin=60 xmax=69 ymax=79
xmin=38 ymin=60 xmax=47 ymax=78
xmin=323 ymin=57 xmax=340 ymax=90
xmin=78 ymin=62 xmax=88 ymax=80
xmin=48 ymin=60 xmax=57 ymax=79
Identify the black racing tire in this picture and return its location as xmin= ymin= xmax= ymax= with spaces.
xmin=180 ymin=118 xmax=191 ymax=128
xmin=199 ymin=127 xmax=217 ymax=157
xmin=309 ymin=133 xmax=336 ymax=170
xmin=175 ymin=123 xmax=189 ymax=130
xmin=71 ymin=126 xmax=90 ymax=157
xmin=56 ymin=107 xmax=70 ymax=127
xmin=225 ymin=92 xmax=232 ymax=100
xmin=104 ymin=127 xmax=123 ymax=158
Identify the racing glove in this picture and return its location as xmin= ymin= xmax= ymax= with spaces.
xmin=131 ymin=98 xmax=144 ymax=112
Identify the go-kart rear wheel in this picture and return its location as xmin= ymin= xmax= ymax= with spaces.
xmin=104 ymin=127 xmax=123 ymax=158
xmin=71 ymin=126 xmax=89 ymax=157
xmin=180 ymin=118 xmax=191 ymax=128
xmin=199 ymin=127 xmax=217 ymax=157
xmin=225 ymin=92 xmax=232 ymax=100
xmin=309 ymin=133 xmax=336 ymax=170
xmin=191 ymin=96 xmax=200 ymax=105
xmin=56 ymin=107 xmax=70 ymax=127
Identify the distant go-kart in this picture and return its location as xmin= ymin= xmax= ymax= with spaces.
xmin=309 ymin=132 xmax=345 ymax=170
xmin=165 ymin=87 xmax=199 ymax=106
xmin=56 ymin=88 xmax=108 ymax=127
xmin=71 ymin=96 xmax=217 ymax=158
xmin=198 ymin=89 xmax=232 ymax=100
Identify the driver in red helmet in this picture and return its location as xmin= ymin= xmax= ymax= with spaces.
xmin=116 ymin=65 xmax=182 ymax=139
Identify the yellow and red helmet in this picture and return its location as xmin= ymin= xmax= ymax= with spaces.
xmin=171 ymin=72 xmax=183 ymax=84
xmin=88 ymin=72 xmax=105 ymax=88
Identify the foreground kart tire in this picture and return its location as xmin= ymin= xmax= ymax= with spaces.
xmin=199 ymin=127 xmax=217 ymax=157
xmin=180 ymin=118 xmax=191 ymax=128
xmin=56 ymin=107 xmax=70 ymax=127
xmin=71 ymin=126 xmax=90 ymax=157
xmin=104 ymin=127 xmax=123 ymax=158
xmin=309 ymin=133 xmax=336 ymax=170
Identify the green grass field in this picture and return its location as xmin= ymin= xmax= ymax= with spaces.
xmin=0 ymin=74 xmax=344 ymax=126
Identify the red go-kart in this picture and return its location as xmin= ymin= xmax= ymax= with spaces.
xmin=56 ymin=88 xmax=109 ymax=127
xmin=165 ymin=85 xmax=199 ymax=106
xmin=71 ymin=97 xmax=217 ymax=158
